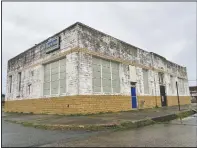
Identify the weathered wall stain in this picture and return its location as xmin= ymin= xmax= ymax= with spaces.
xmin=6 ymin=22 xmax=190 ymax=102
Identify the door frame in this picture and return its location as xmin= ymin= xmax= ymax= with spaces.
xmin=130 ymin=82 xmax=137 ymax=109
xmin=160 ymin=85 xmax=167 ymax=107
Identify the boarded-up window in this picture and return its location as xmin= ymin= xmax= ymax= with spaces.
xmin=18 ymin=72 xmax=21 ymax=92
xmin=158 ymin=72 xmax=164 ymax=85
xmin=44 ymin=64 xmax=50 ymax=95
xmin=170 ymin=75 xmax=175 ymax=94
xmin=178 ymin=78 xmax=185 ymax=94
xmin=102 ymin=59 xmax=111 ymax=93
xmin=92 ymin=57 xmax=101 ymax=92
xmin=92 ymin=57 xmax=120 ymax=93
xmin=43 ymin=58 xmax=66 ymax=96
xmin=60 ymin=59 xmax=66 ymax=94
xmin=9 ymin=75 xmax=12 ymax=93
xmin=143 ymin=69 xmax=149 ymax=94
xmin=111 ymin=62 xmax=120 ymax=93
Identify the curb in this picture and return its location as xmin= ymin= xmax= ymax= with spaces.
xmin=4 ymin=109 xmax=196 ymax=131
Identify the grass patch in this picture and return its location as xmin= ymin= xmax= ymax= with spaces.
xmin=152 ymin=114 xmax=177 ymax=122
xmin=4 ymin=110 xmax=196 ymax=132
xmin=176 ymin=110 xmax=196 ymax=118
xmin=4 ymin=107 xmax=159 ymax=117
xmin=21 ymin=121 xmax=34 ymax=127
xmin=119 ymin=119 xmax=155 ymax=130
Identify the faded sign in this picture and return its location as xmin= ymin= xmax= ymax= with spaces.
xmin=45 ymin=36 xmax=60 ymax=53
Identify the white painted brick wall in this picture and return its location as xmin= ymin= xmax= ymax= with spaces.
xmin=6 ymin=25 xmax=79 ymax=100
xmin=6 ymin=23 xmax=190 ymax=101
xmin=77 ymin=24 xmax=190 ymax=97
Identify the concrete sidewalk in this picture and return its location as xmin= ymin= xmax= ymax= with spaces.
xmin=3 ymin=104 xmax=197 ymax=130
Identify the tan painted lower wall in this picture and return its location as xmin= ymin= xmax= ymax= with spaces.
xmin=5 ymin=95 xmax=131 ymax=115
xmin=5 ymin=95 xmax=191 ymax=115
xmin=167 ymin=96 xmax=191 ymax=106
xmin=137 ymin=96 xmax=162 ymax=109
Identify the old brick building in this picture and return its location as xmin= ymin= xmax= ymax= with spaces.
xmin=5 ymin=22 xmax=191 ymax=114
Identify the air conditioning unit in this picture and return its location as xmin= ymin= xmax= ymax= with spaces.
xmin=129 ymin=65 xmax=137 ymax=82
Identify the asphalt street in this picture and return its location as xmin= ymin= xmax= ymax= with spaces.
xmin=2 ymin=118 xmax=100 ymax=147
xmin=2 ymin=114 xmax=197 ymax=147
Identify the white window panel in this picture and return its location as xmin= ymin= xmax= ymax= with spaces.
xmin=44 ymin=82 xmax=50 ymax=89
xmin=93 ymin=64 xmax=101 ymax=71
xmin=51 ymin=67 xmax=59 ymax=74
xmin=102 ymin=72 xmax=111 ymax=79
xmin=103 ymin=86 xmax=111 ymax=93
xmin=51 ymin=81 xmax=59 ymax=89
xmin=51 ymin=88 xmax=58 ymax=94
xmin=102 ymin=67 xmax=110 ymax=73
xmin=44 ymin=71 xmax=50 ymax=77
xmin=93 ymin=78 xmax=101 ymax=87
xmin=111 ymin=62 xmax=119 ymax=69
xmin=44 ymin=89 xmax=50 ymax=95
xmin=102 ymin=79 xmax=111 ymax=87
xmin=51 ymin=61 xmax=59 ymax=68
xmin=92 ymin=57 xmax=101 ymax=65
xmin=60 ymin=65 xmax=66 ymax=72
xmin=112 ymin=79 xmax=120 ymax=93
xmin=93 ymin=68 xmax=101 ymax=74
xmin=170 ymin=76 xmax=175 ymax=94
xmin=93 ymin=71 xmax=101 ymax=78
xmin=143 ymin=69 xmax=149 ymax=94
xmin=92 ymin=57 xmax=120 ymax=94
xmin=112 ymin=73 xmax=119 ymax=79
xmin=112 ymin=68 xmax=119 ymax=74
xmin=60 ymin=72 xmax=66 ymax=79
xmin=102 ymin=59 xmax=110 ymax=67
xmin=44 ymin=64 xmax=50 ymax=71
xmin=60 ymin=79 xmax=66 ymax=87
xmin=60 ymin=87 xmax=66 ymax=94
xmin=44 ymin=68 xmax=50 ymax=75
xmin=60 ymin=79 xmax=66 ymax=94
xmin=60 ymin=58 xmax=66 ymax=66
xmin=44 ymin=75 xmax=50 ymax=82
xmin=112 ymin=79 xmax=120 ymax=87
xmin=113 ymin=86 xmax=120 ymax=93
xmin=43 ymin=58 xmax=67 ymax=96
xmin=93 ymin=86 xmax=101 ymax=92
xmin=51 ymin=73 xmax=59 ymax=81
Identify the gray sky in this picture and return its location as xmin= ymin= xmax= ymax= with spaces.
xmin=2 ymin=2 xmax=196 ymax=94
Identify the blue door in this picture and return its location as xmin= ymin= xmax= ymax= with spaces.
xmin=131 ymin=87 xmax=137 ymax=108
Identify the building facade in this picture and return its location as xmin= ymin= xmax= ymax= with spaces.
xmin=5 ymin=22 xmax=191 ymax=114
xmin=189 ymin=86 xmax=197 ymax=102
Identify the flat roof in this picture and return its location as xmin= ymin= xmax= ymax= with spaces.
xmin=8 ymin=22 xmax=186 ymax=68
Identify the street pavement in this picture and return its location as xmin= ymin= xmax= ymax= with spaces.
xmin=41 ymin=114 xmax=197 ymax=147
xmin=2 ymin=104 xmax=194 ymax=127
xmin=2 ymin=118 xmax=100 ymax=147
xmin=2 ymin=114 xmax=197 ymax=147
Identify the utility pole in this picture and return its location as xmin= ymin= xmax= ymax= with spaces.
xmin=176 ymin=81 xmax=181 ymax=111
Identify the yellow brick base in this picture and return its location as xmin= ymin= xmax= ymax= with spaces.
xmin=5 ymin=95 xmax=131 ymax=115
xmin=5 ymin=95 xmax=191 ymax=115
xmin=167 ymin=96 xmax=191 ymax=106
xmin=137 ymin=96 xmax=162 ymax=109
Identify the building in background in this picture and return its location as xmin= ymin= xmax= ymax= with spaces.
xmin=2 ymin=94 xmax=5 ymax=106
xmin=5 ymin=22 xmax=191 ymax=114
xmin=189 ymin=86 xmax=197 ymax=103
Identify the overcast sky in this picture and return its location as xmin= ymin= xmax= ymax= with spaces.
xmin=2 ymin=2 xmax=196 ymax=94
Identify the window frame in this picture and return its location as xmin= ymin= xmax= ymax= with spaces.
xmin=18 ymin=72 xmax=22 ymax=93
xmin=43 ymin=58 xmax=67 ymax=97
xmin=9 ymin=75 xmax=12 ymax=93
xmin=143 ymin=68 xmax=149 ymax=95
xmin=92 ymin=56 xmax=120 ymax=94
